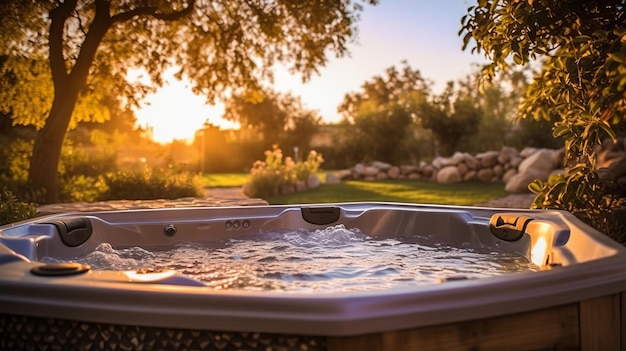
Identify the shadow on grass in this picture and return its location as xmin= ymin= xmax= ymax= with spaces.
xmin=264 ymin=180 xmax=508 ymax=206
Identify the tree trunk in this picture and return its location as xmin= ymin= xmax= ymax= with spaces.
xmin=28 ymin=89 xmax=81 ymax=203
xmin=28 ymin=0 xmax=112 ymax=203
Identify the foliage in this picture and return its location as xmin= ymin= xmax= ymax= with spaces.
xmin=60 ymin=143 xmax=118 ymax=179
xmin=419 ymin=82 xmax=481 ymax=156
xmin=0 ymin=189 xmax=37 ymax=226
xmin=59 ymin=175 xmax=107 ymax=203
xmin=461 ymin=0 xmax=626 ymax=238
xmin=263 ymin=180 xmax=508 ymax=206
xmin=1 ymin=0 xmax=377 ymax=203
xmin=201 ymin=173 xmax=251 ymax=188
xmin=529 ymin=173 xmax=625 ymax=243
xmin=337 ymin=63 xmax=429 ymax=164
xmin=99 ymin=166 xmax=202 ymax=201
xmin=246 ymin=146 xmax=324 ymax=198
xmin=292 ymin=149 xmax=324 ymax=182
xmin=224 ymin=89 xmax=322 ymax=150
xmin=0 ymin=138 xmax=32 ymax=183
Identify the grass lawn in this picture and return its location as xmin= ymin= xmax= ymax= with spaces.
xmin=201 ymin=173 xmax=250 ymax=188
xmin=201 ymin=173 xmax=508 ymax=206
xmin=263 ymin=180 xmax=508 ymax=206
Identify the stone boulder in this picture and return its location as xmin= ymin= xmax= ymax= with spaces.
xmin=387 ymin=166 xmax=400 ymax=179
xmin=477 ymin=168 xmax=494 ymax=182
xmin=363 ymin=166 xmax=379 ymax=177
xmin=505 ymin=170 xmax=546 ymax=193
xmin=518 ymin=149 xmax=556 ymax=174
xmin=478 ymin=151 xmax=500 ymax=168
xmin=370 ymin=161 xmax=392 ymax=171
xmin=437 ymin=166 xmax=461 ymax=184
xmin=307 ymin=174 xmax=321 ymax=189
xmin=325 ymin=172 xmax=341 ymax=184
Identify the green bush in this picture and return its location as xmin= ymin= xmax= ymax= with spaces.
xmin=246 ymin=146 xmax=324 ymax=197
xmin=0 ymin=189 xmax=37 ymax=226
xmin=99 ymin=166 xmax=202 ymax=200
xmin=59 ymin=175 xmax=108 ymax=203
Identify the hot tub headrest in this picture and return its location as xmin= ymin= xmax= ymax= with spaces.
xmin=42 ymin=217 xmax=93 ymax=247
xmin=301 ymin=206 xmax=341 ymax=225
xmin=489 ymin=214 xmax=533 ymax=241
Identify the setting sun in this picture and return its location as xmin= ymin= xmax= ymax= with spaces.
xmin=130 ymin=69 xmax=238 ymax=144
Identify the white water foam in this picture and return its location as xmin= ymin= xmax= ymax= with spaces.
xmin=42 ymin=225 xmax=538 ymax=293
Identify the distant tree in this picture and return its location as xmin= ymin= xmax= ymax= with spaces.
xmin=1 ymin=0 xmax=377 ymax=202
xmin=461 ymin=0 xmax=626 ymax=238
xmin=455 ymin=66 xmax=526 ymax=152
xmin=223 ymin=89 xmax=322 ymax=150
xmin=338 ymin=63 xmax=430 ymax=164
xmin=418 ymin=82 xmax=481 ymax=157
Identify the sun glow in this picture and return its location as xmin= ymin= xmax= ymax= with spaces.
xmin=129 ymin=68 xmax=238 ymax=144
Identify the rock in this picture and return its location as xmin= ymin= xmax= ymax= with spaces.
xmin=464 ymin=154 xmax=481 ymax=170
xmin=518 ymin=149 xmax=556 ymax=174
xmin=463 ymin=170 xmax=477 ymax=181
xmin=478 ymin=151 xmax=500 ymax=168
xmin=505 ymin=170 xmax=547 ymax=193
xmin=363 ymin=166 xmax=379 ymax=177
xmin=493 ymin=164 xmax=504 ymax=178
xmin=400 ymin=165 xmax=418 ymax=175
xmin=370 ymin=161 xmax=392 ymax=171
xmin=387 ymin=166 xmax=400 ymax=179
xmin=337 ymin=169 xmax=352 ymax=180
xmin=509 ymin=156 xmax=524 ymax=169
xmin=353 ymin=163 xmax=365 ymax=176
xmin=498 ymin=146 xmax=519 ymax=164
xmin=502 ymin=169 xmax=517 ymax=184
xmin=325 ymin=172 xmax=341 ymax=184
xmin=450 ymin=152 xmax=467 ymax=166
xmin=520 ymin=147 xmax=538 ymax=158
xmin=457 ymin=162 xmax=469 ymax=176
xmin=376 ymin=172 xmax=389 ymax=180
xmin=306 ymin=174 xmax=321 ymax=189
xmin=477 ymin=168 xmax=494 ymax=182
xmin=552 ymin=148 xmax=565 ymax=168
xmin=422 ymin=164 xmax=436 ymax=178
xmin=431 ymin=156 xmax=446 ymax=169
xmin=437 ymin=166 xmax=461 ymax=184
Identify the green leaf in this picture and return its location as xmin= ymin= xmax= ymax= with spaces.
xmin=528 ymin=180 xmax=543 ymax=194
xmin=598 ymin=121 xmax=617 ymax=141
xmin=552 ymin=124 xmax=570 ymax=138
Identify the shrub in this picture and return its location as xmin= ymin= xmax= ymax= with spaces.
xmin=99 ymin=166 xmax=202 ymax=200
xmin=59 ymin=175 xmax=108 ymax=203
xmin=246 ymin=146 xmax=324 ymax=197
xmin=0 ymin=189 xmax=37 ymax=226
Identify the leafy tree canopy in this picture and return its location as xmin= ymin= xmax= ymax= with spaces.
xmin=419 ymin=81 xmax=481 ymax=157
xmin=223 ymin=88 xmax=321 ymax=150
xmin=338 ymin=61 xmax=430 ymax=122
xmin=1 ymin=0 xmax=377 ymax=202
xmin=337 ymin=63 xmax=429 ymax=163
xmin=461 ymin=0 xmax=626 ymax=238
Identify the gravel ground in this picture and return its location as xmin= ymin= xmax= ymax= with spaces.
xmin=475 ymin=194 xmax=535 ymax=209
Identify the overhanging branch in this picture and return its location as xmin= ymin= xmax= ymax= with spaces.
xmin=111 ymin=0 xmax=196 ymax=24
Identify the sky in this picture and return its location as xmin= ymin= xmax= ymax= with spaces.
xmin=134 ymin=0 xmax=486 ymax=144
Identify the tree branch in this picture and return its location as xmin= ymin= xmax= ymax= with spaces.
xmin=111 ymin=0 xmax=196 ymax=24
xmin=48 ymin=0 xmax=78 ymax=89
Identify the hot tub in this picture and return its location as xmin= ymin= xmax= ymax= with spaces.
xmin=0 ymin=202 xmax=625 ymax=350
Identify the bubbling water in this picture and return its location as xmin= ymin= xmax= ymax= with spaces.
xmin=42 ymin=225 xmax=538 ymax=293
